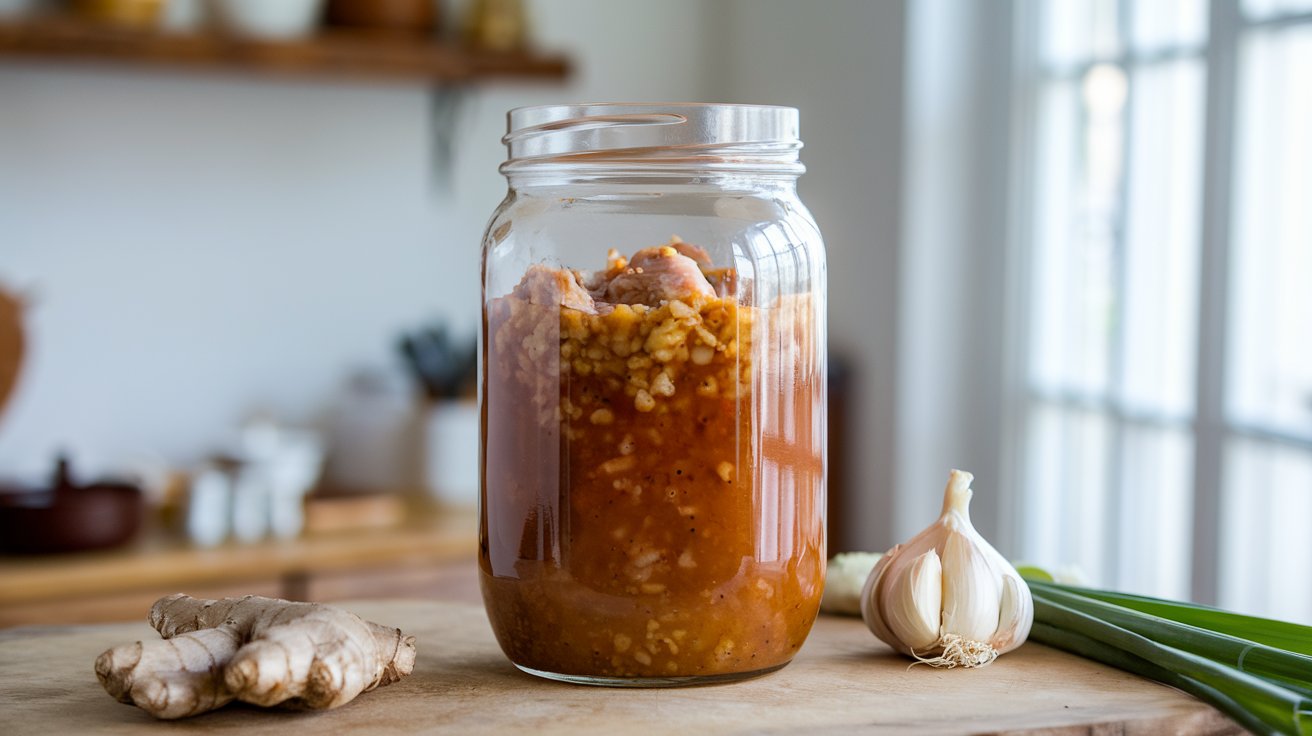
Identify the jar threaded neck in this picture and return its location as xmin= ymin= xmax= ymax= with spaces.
xmin=502 ymin=103 xmax=804 ymax=176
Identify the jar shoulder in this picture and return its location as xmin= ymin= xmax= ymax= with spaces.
xmin=482 ymin=187 xmax=824 ymax=264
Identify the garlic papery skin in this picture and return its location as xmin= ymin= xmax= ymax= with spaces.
xmin=860 ymin=469 xmax=1034 ymax=667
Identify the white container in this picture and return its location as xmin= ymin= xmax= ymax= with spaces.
xmin=240 ymin=419 xmax=324 ymax=540
xmin=265 ymin=431 xmax=323 ymax=539
xmin=213 ymin=0 xmax=323 ymax=39
xmin=424 ymin=400 xmax=479 ymax=507
xmin=186 ymin=466 xmax=231 ymax=548
xmin=229 ymin=467 xmax=270 ymax=543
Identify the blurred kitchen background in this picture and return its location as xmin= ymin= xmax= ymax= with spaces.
xmin=1 ymin=0 xmax=1309 ymax=626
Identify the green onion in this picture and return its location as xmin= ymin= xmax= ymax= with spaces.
xmin=1031 ymin=581 xmax=1312 ymax=657
xmin=1031 ymin=593 xmax=1311 ymax=735
xmin=1020 ymin=576 xmax=1312 ymax=736
xmin=1029 ymin=581 xmax=1312 ymax=697
xmin=1030 ymin=622 xmax=1273 ymax=736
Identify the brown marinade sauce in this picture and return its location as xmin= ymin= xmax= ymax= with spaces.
xmin=481 ymin=242 xmax=824 ymax=679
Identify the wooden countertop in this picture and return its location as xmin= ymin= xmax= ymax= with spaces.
xmin=0 ymin=600 xmax=1237 ymax=735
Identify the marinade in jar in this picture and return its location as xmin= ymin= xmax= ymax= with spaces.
xmin=481 ymin=239 xmax=824 ymax=683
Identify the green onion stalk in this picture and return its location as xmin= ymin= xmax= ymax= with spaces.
xmin=1021 ymin=576 xmax=1312 ymax=736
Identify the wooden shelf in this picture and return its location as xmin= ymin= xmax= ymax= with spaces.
xmin=0 ymin=17 xmax=571 ymax=84
xmin=0 ymin=506 xmax=479 ymax=627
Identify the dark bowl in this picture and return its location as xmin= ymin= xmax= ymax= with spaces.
xmin=0 ymin=482 xmax=144 ymax=554
xmin=324 ymin=0 xmax=439 ymax=34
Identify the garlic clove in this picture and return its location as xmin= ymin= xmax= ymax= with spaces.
xmin=992 ymin=574 xmax=1034 ymax=653
xmin=860 ymin=547 xmax=902 ymax=651
xmin=940 ymin=529 xmax=1003 ymax=643
xmin=881 ymin=549 xmax=943 ymax=653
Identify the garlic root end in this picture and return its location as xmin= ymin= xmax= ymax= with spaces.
xmin=910 ymin=633 xmax=998 ymax=669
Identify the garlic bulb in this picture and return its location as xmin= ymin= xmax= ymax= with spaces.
xmin=820 ymin=552 xmax=884 ymax=616
xmin=860 ymin=469 xmax=1033 ymax=667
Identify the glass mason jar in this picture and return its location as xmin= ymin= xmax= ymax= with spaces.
xmin=479 ymin=103 xmax=826 ymax=686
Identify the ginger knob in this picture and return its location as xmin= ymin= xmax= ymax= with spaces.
xmin=95 ymin=594 xmax=417 ymax=719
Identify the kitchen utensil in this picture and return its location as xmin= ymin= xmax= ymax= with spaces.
xmin=398 ymin=324 xmax=476 ymax=401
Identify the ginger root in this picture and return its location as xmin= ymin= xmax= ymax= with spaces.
xmin=95 ymin=594 xmax=417 ymax=719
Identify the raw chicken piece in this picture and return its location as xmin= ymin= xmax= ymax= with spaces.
xmin=667 ymin=238 xmax=714 ymax=269
xmin=603 ymin=246 xmax=716 ymax=306
xmin=664 ymin=238 xmax=739 ymax=298
xmin=513 ymin=264 xmax=597 ymax=313
xmin=582 ymin=249 xmax=629 ymax=297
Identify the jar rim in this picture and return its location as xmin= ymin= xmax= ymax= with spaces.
xmin=502 ymin=103 xmax=804 ymax=174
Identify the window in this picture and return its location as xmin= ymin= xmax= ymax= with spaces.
xmin=1012 ymin=0 xmax=1312 ymax=622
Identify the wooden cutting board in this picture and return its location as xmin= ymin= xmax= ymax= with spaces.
xmin=0 ymin=600 xmax=1238 ymax=735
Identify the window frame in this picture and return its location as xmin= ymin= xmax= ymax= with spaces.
xmin=1006 ymin=0 xmax=1312 ymax=608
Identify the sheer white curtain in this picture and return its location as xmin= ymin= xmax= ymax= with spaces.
xmin=1011 ymin=0 xmax=1312 ymax=622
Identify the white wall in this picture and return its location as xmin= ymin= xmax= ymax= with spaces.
xmin=0 ymin=0 xmax=715 ymax=479
xmin=898 ymin=0 xmax=1015 ymax=545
